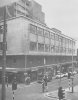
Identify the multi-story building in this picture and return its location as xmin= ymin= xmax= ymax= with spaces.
xmin=0 ymin=0 xmax=77 ymax=83
xmin=0 ymin=0 xmax=45 ymax=24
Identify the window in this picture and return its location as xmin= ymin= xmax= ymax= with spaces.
xmin=0 ymin=42 xmax=3 ymax=50
xmin=13 ymin=57 xmax=16 ymax=63
xmin=37 ymin=27 xmax=43 ymax=36
xmin=30 ymin=41 xmax=37 ymax=51
xmin=62 ymin=38 xmax=65 ymax=47
xmin=73 ymin=41 xmax=75 ymax=46
xmin=64 ymin=48 xmax=66 ymax=53
xmin=55 ymin=34 xmax=59 ymax=41
xmin=59 ymin=47 xmax=63 ymax=53
xmin=55 ymin=41 xmax=59 ymax=46
xmin=44 ymin=30 xmax=50 ymax=37
xmin=51 ymin=45 xmax=55 ymax=53
xmin=45 ymin=44 xmax=50 ymax=52
xmin=59 ymin=36 xmax=62 ymax=42
xmin=54 ymin=46 xmax=59 ymax=53
xmin=30 ymin=24 xmax=36 ymax=34
xmin=62 ymin=48 xmax=65 ymax=53
xmin=17 ymin=10 xmax=26 ymax=16
xmin=38 ymin=43 xmax=44 ymax=51
xmin=66 ymin=39 xmax=68 ymax=44
xmin=50 ymin=32 xmax=54 ymax=39
xmin=26 ymin=1 xmax=30 ymax=6
xmin=0 ymin=25 xmax=3 ymax=34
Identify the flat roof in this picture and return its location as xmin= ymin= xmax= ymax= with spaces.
xmin=0 ymin=15 xmax=76 ymax=41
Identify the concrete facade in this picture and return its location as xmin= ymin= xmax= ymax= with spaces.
xmin=0 ymin=16 xmax=76 ymax=71
xmin=0 ymin=0 xmax=45 ymax=24
xmin=0 ymin=0 xmax=77 ymax=83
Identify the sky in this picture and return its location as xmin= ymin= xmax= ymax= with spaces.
xmin=36 ymin=0 xmax=78 ymax=47
xmin=0 ymin=0 xmax=78 ymax=47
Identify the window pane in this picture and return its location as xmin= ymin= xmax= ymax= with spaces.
xmin=55 ymin=34 xmax=59 ymax=41
xmin=38 ymin=43 xmax=44 ymax=51
xmin=50 ymin=32 xmax=54 ymax=39
xmin=0 ymin=42 xmax=3 ymax=50
xmin=44 ymin=30 xmax=50 ymax=37
xmin=45 ymin=44 xmax=50 ymax=52
xmin=51 ymin=45 xmax=55 ymax=53
xmin=30 ymin=41 xmax=37 ymax=51
xmin=0 ymin=25 xmax=4 ymax=34
xmin=55 ymin=46 xmax=59 ymax=53
xmin=30 ymin=24 xmax=36 ymax=34
xmin=37 ymin=27 xmax=43 ymax=36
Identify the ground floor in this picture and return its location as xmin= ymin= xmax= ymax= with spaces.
xmin=0 ymin=55 xmax=77 ymax=83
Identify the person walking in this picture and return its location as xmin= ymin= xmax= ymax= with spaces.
xmin=43 ymin=75 xmax=48 ymax=92
xmin=42 ymin=77 xmax=45 ymax=93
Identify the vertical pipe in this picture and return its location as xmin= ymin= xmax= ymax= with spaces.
xmin=44 ymin=57 xmax=46 ymax=75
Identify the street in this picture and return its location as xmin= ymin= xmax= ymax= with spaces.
xmin=0 ymin=74 xmax=78 ymax=100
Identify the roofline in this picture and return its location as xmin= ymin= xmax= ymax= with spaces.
xmin=0 ymin=15 xmax=76 ymax=41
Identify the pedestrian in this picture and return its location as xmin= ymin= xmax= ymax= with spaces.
xmin=25 ymin=75 xmax=30 ymax=85
xmin=12 ymin=76 xmax=17 ymax=90
xmin=6 ymin=76 xmax=8 ymax=87
xmin=42 ymin=77 xmax=45 ymax=93
xmin=43 ymin=75 xmax=48 ymax=92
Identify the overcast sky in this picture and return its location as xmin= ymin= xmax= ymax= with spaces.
xmin=35 ymin=0 xmax=78 ymax=47
xmin=0 ymin=0 xmax=78 ymax=47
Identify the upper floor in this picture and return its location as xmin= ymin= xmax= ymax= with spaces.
xmin=0 ymin=16 xmax=76 ymax=56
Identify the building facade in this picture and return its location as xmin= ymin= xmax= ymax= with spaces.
xmin=0 ymin=0 xmax=45 ymax=24
xmin=0 ymin=0 xmax=77 ymax=83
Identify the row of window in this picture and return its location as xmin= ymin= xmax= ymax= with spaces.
xmin=29 ymin=24 xmax=75 ymax=46
xmin=29 ymin=33 xmax=74 ymax=49
xmin=29 ymin=41 xmax=75 ymax=54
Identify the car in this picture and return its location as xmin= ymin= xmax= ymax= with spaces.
xmin=37 ymin=74 xmax=52 ymax=83
xmin=55 ymin=73 xmax=64 ymax=79
xmin=69 ymin=71 xmax=77 ymax=76
xmin=73 ymin=71 xmax=77 ymax=75
xmin=63 ymin=72 xmax=68 ymax=77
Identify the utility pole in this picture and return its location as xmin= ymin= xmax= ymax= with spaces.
xmin=71 ymin=41 xmax=74 ymax=93
xmin=59 ymin=65 xmax=61 ymax=87
xmin=1 ymin=6 xmax=7 ymax=100
xmin=44 ymin=57 xmax=46 ymax=75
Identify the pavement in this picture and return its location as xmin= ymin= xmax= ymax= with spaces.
xmin=44 ymin=85 xmax=78 ymax=100
xmin=5 ymin=83 xmax=78 ymax=100
xmin=0 ymin=77 xmax=78 ymax=100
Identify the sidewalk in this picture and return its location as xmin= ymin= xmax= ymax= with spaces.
xmin=44 ymin=85 xmax=78 ymax=100
xmin=1 ymin=81 xmax=78 ymax=100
